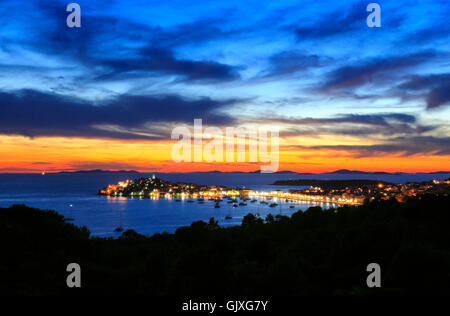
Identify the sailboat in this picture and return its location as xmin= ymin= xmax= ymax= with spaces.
xmin=225 ymin=201 xmax=235 ymax=219
xmin=114 ymin=210 xmax=124 ymax=232
xmin=66 ymin=204 xmax=75 ymax=221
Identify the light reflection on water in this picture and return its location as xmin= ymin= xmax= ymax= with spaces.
xmin=0 ymin=192 xmax=336 ymax=238
xmin=6 ymin=171 xmax=446 ymax=237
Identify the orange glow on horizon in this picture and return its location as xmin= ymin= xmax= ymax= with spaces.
xmin=1 ymin=135 xmax=449 ymax=173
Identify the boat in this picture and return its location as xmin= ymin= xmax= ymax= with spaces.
xmin=197 ymin=197 xmax=205 ymax=202
xmin=115 ymin=209 xmax=124 ymax=232
xmin=66 ymin=204 xmax=74 ymax=221
xmin=214 ymin=203 xmax=220 ymax=208
xmin=225 ymin=216 xmax=232 ymax=220
xmin=232 ymin=203 xmax=238 ymax=207
xmin=239 ymin=202 xmax=247 ymax=206
xmin=290 ymin=205 xmax=295 ymax=208
xmin=187 ymin=199 xmax=194 ymax=203
xmin=250 ymin=199 xmax=257 ymax=203
xmin=269 ymin=203 xmax=278 ymax=207
xmin=175 ymin=199 xmax=181 ymax=202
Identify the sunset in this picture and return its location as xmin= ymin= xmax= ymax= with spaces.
xmin=0 ymin=0 xmax=449 ymax=173
xmin=1 ymin=0 xmax=450 ymax=300
xmin=2 ymin=134 xmax=450 ymax=173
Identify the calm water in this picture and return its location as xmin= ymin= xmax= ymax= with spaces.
xmin=0 ymin=172 xmax=448 ymax=237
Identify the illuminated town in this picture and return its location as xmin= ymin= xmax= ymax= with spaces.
xmin=99 ymin=175 xmax=450 ymax=206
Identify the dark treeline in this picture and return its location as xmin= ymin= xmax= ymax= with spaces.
xmin=1 ymin=195 xmax=449 ymax=295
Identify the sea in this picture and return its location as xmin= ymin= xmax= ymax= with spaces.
xmin=0 ymin=171 xmax=449 ymax=238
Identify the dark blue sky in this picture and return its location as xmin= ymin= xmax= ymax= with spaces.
xmin=0 ymin=0 xmax=449 ymax=172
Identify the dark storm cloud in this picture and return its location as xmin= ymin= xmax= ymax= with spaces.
xmin=292 ymin=136 xmax=450 ymax=157
xmin=0 ymin=90 xmax=237 ymax=139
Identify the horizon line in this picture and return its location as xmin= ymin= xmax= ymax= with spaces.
xmin=1 ymin=169 xmax=450 ymax=175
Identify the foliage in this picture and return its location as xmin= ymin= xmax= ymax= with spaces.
xmin=1 ymin=195 xmax=449 ymax=295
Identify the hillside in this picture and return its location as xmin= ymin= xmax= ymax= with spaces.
xmin=1 ymin=196 xmax=450 ymax=295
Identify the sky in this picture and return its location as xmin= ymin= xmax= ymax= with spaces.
xmin=0 ymin=0 xmax=449 ymax=173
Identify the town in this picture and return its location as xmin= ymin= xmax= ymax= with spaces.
xmin=99 ymin=175 xmax=450 ymax=206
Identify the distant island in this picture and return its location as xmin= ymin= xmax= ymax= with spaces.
xmin=56 ymin=169 xmax=140 ymax=174
xmin=166 ymin=169 xmax=450 ymax=175
xmin=34 ymin=169 xmax=450 ymax=175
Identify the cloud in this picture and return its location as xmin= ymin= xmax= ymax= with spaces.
xmin=266 ymin=113 xmax=418 ymax=126
xmin=257 ymin=113 xmax=437 ymax=138
xmin=295 ymin=2 xmax=366 ymax=40
xmin=396 ymin=2 xmax=450 ymax=46
xmin=0 ymin=89 xmax=238 ymax=139
xmin=397 ymin=73 xmax=450 ymax=109
xmin=97 ymin=46 xmax=240 ymax=82
xmin=294 ymin=2 xmax=404 ymax=40
xmin=292 ymin=136 xmax=450 ymax=157
xmin=259 ymin=51 xmax=327 ymax=78
xmin=320 ymin=51 xmax=437 ymax=92
xmin=1 ymin=1 xmax=240 ymax=83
